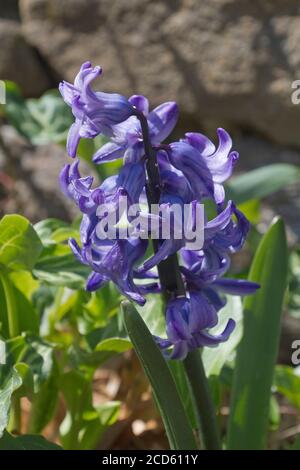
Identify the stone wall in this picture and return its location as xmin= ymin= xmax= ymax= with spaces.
xmin=18 ymin=0 xmax=300 ymax=148
xmin=1 ymin=0 xmax=300 ymax=148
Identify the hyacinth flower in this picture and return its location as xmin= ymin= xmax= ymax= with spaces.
xmin=60 ymin=159 xmax=160 ymax=304
xmin=59 ymin=61 xmax=259 ymax=351
xmin=155 ymin=203 xmax=259 ymax=359
xmin=93 ymin=95 xmax=179 ymax=164
xmin=59 ymin=61 xmax=135 ymax=157
xmin=59 ymin=62 xmax=261 ymax=451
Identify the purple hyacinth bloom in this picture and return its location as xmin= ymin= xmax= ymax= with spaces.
xmin=93 ymin=95 xmax=179 ymax=164
xmin=69 ymin=237 xmax=153 ymax=305
xmin=139 ymin=199 xmax=235 ymax=274
xmin=59 ymin=62 xmax=134 ymax=157
xmin=58 ymin=66 xmax=260 ymax=361
xmin=155 ymin=295 xmax=236 ymax=360
xmin=166 ymin=128 xmax=239 ymax=204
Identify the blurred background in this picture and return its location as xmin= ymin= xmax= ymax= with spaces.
xmin=1 ymin=0 xmax=300 ymax=449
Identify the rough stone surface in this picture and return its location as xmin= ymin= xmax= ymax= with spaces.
xmin=0 ymin=19 xmax=51 ymax=96
xmin=19 ymin=0 xmax=300 ymax=147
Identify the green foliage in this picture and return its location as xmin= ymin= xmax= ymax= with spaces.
xmin=121 ymin=301 xmax=197 ymax=450
xmin=0 ymin=215 xmax=42 ymax=272
xmin=226 ymin=164 xmax=300 ymax=205
xmin=59 ymin=370 xmax=120 ymax=449
xmin=228 ymin=218 xmax=288 ymax=450
xmin=3 ymin=83 xmax=72 ymax=145
xmin=1 ymin=83 xmax=299 ymax=449
xmin=0 ymin=366 xmax=22 ymax=436
xmin=0 ymin=430 xmax=62 ymax=450
xmin=202 ymin=296 xmax=243 ymax=377
xmin=274 ymin=365 xmax=300 ymax=411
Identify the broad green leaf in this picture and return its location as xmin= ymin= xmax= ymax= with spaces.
xmin=5 ymin=335 xmax=56 ymax=390
xmin=9 ymin=271 xmax=39 ymax=300
xmin=274 ymin=365 xmax=300 ymax=411
xmin=34 ymin=218 xmax=69 ymax=245
xmin=121 ymin=301 xmax=197 ymax=450
xmin=202 ymin=296 xmax=243 ymax=377
xmin=14 ymin=285 xmax=39 ymax=335
xmin=228 ymin=218 xmax=288 ymax=450
xmin=0 ymin=215 xmax=43 ymax=271
xmin=0 ymin=366 xmax=22 ymax=437
xmin=5 ymin=87 xmax=72 ymax=145
xmin=226 ymin=164 xmax=300 ymax=205
xmin=0 ymin=430 xmax=62 ymax=450
xmin=21 ymin=336 xmax=55 ymax=388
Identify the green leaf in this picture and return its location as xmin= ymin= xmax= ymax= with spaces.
xmin=28 ymin=363 xmax=59 ymax=433
xmin=237 ymin=199 xmax=261 ymax=225
xmin=0 ymin=215 xmax=43 ymax=271
xmin=168 ymin=360 xmax=197 ymax=429
xmin=5 ymin=87 xmax=72 ymax=145
xmin=0 ymin=272 xmax=38 ymax=338
xmin=274 ymin=365 xmax=300 ymax=411
xmin=59 ymin=370 xmax=92 ymax=449
xmin=226 ymin=164 xmax=300 ymax=205
xmin=69 ymin=336 xmax=131 ymax=369
xmin=202 ymin=296 xmax=243 ymax=377
xmin=79 ymin=401 xmax=120 ymax=450
xmin=228 ymin=218 xmax=288 ymax=450
xmin=94 ymin=337 xmax=131 ymax=353
xmin=59 ymin=371 xmax=119 ymax=449
xmin=0 ymin=366 xmax=22 ymax=437
xmin=14 ymin=284 xmax=39 ymax=335
xmin=4 ymin=335 xmax=56 ymax=390
xmin=121 ymin=301 xmax=197 ymax=450
xmin=136 ymin=294 xmax=166 ymax=337
xmin=34 ymin=218 xmax=69 ymax=245
xmin=33 ymin=254 xmax=89 ymax=289
xmin=0 ymin=430 xmax=62 ymax=450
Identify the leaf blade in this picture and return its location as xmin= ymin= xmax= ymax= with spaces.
xmin=121 ymin=300 xmax=197 ymax=450
xmin=228 ymin=218 xmax=288 ymax=449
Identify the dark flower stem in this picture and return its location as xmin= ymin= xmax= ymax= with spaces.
xmin=135 ymin=110 xmax=185 ymax=297
xmin=135 ymin=109 xmax=221 ymax=450
xmin=184 ymin=349 xmax=221 ymax=450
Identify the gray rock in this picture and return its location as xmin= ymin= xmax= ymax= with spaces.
xmin=19 ymin=0 xmax=300 ymax=147
xmin=0 ymin=19 xmax=51 ymax=96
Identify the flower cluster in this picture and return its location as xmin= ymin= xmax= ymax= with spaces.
xmin=59 ymin=62 xmax=259 ymax=360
